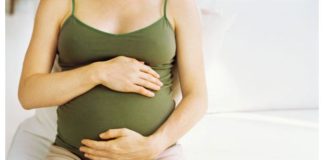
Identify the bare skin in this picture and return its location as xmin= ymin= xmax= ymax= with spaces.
xmin=18 ymin=0 xmax=208 ymax=159
xmin=18 ymin=0 xmax=164 ymax=108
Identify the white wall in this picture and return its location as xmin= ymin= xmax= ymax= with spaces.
xmin=6 ymin=0 xmax=39 ymax=153
xmin=200 ymin=0 xmax=318 ymax=112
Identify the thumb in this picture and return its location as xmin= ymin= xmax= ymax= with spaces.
xmin=99 ymin=128 xmax=129 ymax=139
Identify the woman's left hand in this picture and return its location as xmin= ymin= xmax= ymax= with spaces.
xmin=79 ymin=128 xmax=162 ymax=160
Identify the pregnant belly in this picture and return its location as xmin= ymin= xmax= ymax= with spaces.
xmin=56 ymin=84 xmax=175 ymax=150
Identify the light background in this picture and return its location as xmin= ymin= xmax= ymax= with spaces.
xmin=5 ymin=0 xmax=318 ymax=157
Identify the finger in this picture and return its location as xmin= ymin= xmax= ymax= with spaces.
xmin=131 ymin=85 xmax=155 ymax=97
xmin=139 ymin=64 xmax=160 ymax=78
xmin=84 ymin=153 xmax=112 ymax=160
xmin=139 ymin=72 xmax=163 ymax=86
xmin=80 ymin=146 xmax=110 ymax=157
xmin=81 ymin=139 xmax=107 ymax=150
xmin=99 ymin=128 xmax=130 ymax=139
xmin=134 ymin=78 xmax=161 ymax=91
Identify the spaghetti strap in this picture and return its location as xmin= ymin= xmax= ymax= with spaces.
xmin=163 ymin=0 xmax=168 ymax=17
xmin=71 ymin=0 xmax=75 ymax=15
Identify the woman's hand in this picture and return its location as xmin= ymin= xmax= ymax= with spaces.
xmin=92 ymin=56 xmax=163 ymax=97
xmin=79 ymin=128 xmax=163 ymax=160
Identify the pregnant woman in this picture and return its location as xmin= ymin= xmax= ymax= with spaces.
xmin=18 ymin=0 xmax=207 ymax=159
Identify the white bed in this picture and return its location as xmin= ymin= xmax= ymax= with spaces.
xmin=7 ymin=108 xmax=318 ymax=160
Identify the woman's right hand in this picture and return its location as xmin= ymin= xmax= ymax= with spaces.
xmin=92 ymin=56 xmax=163 ymax=97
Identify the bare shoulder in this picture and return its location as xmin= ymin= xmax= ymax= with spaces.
xmin=167 ymin=0 xmax=201 ymax=29
xmin=36 ymin=0 xmax=71 ymax=27
xmin=21 ymin=0 xmax=73 ymax=78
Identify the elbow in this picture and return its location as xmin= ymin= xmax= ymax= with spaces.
xmin=18 ymin=92 xmax=31 ymax=110
xmin=185 ymin=91 xmax=209 ymax=116
xmin=18 ymin=87 xmax=61 ymax=110
xmin=197 ymin=90 xmax=209 ymax=116
xmin=18 ymin=87 xmax=34 ymax=110
xmin=17 ymin=76 xmax=39 ymax=110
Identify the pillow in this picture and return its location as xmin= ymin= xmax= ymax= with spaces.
xmin=201 ymin=8 xmax=235 ymax=63
xmin=199 ymin=8 xmax=236 ymax=113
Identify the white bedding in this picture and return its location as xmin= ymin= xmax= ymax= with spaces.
xmin=7 ymin=109 xmax=318 ymax=160
xmin=180 ymin=109 xmax=318 ymax=160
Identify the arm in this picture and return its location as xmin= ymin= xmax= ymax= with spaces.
xmin=148 ymin=0 xmax=208 ymax=153
xmin=18 ymin=0 xmax=98 ymax=109
xmin=18 ymin=0 xmax=100 ymax=109
xmin=18 ymin=0 xmax=163 ymax=110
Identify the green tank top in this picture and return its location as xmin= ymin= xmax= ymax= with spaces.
xmin=54 ymin=0 xmax=177 ymax=159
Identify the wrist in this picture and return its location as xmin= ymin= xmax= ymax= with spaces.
xmin=87 ymin=62 xmax=104 ymax=85
xmin=146 ymin=134 xmax=169 ymax=158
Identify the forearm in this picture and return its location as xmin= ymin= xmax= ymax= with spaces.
xmin=18 ymin=62 xmax=100 ymax=109
xmin=148 ymin=92 xmax=208 ymax=153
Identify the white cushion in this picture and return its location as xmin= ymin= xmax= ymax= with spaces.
xmin=199 ymin=8 xmax=236 ymax=113
xmin=7 ymin=117 xmax=53 ymax=160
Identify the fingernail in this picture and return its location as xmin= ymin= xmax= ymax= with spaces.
xmin=81 ymin=139 xmax=86 ymax=144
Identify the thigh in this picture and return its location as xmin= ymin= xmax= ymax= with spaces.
xmin=45 ymin=144 xmax=81 ymax=160
xmin=155 ymin=143 xmax=186 ymax=160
